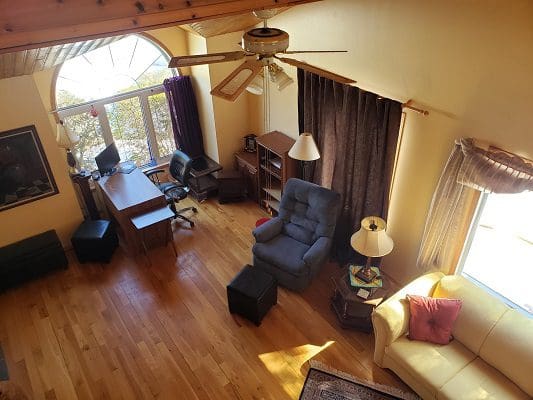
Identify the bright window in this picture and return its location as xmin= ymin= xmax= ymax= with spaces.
xmin=55 ymin=35 xmax=176 ymax=171
xmin=458 ymin=191 xmax=533 ymax=315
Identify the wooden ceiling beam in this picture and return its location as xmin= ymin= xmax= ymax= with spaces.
xmin=0 ymin=0 xmax=320 ymax=55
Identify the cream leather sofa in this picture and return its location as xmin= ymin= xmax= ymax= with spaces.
xmin=372 ymin=272 xmax=533 ymax=400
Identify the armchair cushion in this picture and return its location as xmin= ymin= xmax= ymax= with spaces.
xmin=253 ymin=235 xmax=310 ymax=277
xmin=253 ymin=217 xmax=283 ymax=243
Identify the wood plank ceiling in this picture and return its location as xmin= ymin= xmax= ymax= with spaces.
xmin=0 ymin=36 xmax=124 ymax=80
xmin=0 ymin=0 xmax=319 ymax=53
xmin=0 ymin=1 xmax=301 ymax=79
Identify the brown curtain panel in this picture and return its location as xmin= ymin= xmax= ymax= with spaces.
xmin=298 ymin=69 xmax=402 ymax=262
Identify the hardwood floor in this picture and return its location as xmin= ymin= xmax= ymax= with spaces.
xmin=0 ymin=198 xmax=410 ymax=399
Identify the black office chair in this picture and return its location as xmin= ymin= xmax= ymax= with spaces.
xmin=145 ymin=150 xmax=198 ymax=227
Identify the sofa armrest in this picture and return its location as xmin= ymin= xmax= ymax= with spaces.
xmin=372 ymin=271 xmax=445 ymax=367
xmin=252 ymin=217 xmax=283 ymax=243
xmin=303 ymin=237 xmax=331 ymax=268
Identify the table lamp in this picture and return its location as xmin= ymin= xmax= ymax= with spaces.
xmin=56 ymin=121 xmax=80 ymax=174
xmin=350 ymin=216 xmax=394 ymax=283
xmin=288 ymin=132 xmax=320 ymax=181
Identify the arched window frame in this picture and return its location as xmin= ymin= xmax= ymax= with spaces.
xmin=53 ymin=33 xmax=178 ymax=171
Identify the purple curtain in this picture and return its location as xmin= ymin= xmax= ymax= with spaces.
xmin=163 ymin=76 xmax=205 ymax=159
xmin=298 ymin=69 xmax=402 ymax=263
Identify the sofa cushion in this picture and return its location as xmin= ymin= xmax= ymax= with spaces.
xmin=432 ymin=275 xmax=508 ymax=354
xmin=407 ymin=295 xmax=462 ymax=345
xmin=437 ymin=358 xmax=530 ymax=400
xmin=252 ymin=235 xmax=310 ymax=277
xmin=479 ymin=309 xmax=533 ymax=396
xmin=385 ymin=335 xmax=476 ymax=398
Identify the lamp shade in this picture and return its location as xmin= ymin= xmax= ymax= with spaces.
xmin=56 ymin=122 xmax=79 ymax=149
xmin=350 ymin=216 xmax=394 ymax=257
xmin=288 ymin=132 xmax=320 ymax=161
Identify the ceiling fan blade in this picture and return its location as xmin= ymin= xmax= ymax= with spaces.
xmin=168 ymin=51 xmax=247 ymax=68
xmin=283 ymin=50 xmax=348 ymax=54
xmin=211 ymin=60 xmax=264 ymax=102
xmin=276 ymin=56 xmax=355 ymax=85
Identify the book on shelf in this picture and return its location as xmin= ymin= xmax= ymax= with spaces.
xmin=348 ymin=265 xmax=383 ymax=288
xmin=269 ymin=158 xmax=282 ymax=169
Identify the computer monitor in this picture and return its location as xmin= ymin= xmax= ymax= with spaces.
xmin=95 ymin=142 xmax=120 ymax=176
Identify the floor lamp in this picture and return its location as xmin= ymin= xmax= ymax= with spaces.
xmin=288 ymin=132 xmax=320 ymax=181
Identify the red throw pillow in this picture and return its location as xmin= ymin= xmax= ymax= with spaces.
xmin=407 ymin=294 xmax=462 ymax=345
xmin=255 ymin=217 xmax=271 ymax=227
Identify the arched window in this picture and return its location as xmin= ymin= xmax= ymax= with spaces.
xmin=55 ymin=35 xmax=176 ymax=171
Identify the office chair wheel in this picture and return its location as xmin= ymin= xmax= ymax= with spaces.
xmin=190 ymin=221 xmax=195 ymax=228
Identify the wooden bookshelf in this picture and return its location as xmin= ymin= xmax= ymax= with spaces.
xmin=256 ymin=131 xmax=297 ymax=215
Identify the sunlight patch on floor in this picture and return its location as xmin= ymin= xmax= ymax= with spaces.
xmin=258 ymin=341 xmax=335 ymax=397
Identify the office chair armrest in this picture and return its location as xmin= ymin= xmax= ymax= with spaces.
xmin=252 ymin=217 xmax=283 ymax=243
xmin=303 ymin=237 xmax=331 ymax=267
xmin=144 ymin=169 xmax=165 ymax=178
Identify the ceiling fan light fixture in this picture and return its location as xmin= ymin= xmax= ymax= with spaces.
xmin=246 ymin=73 xmax=264 ymax=95
xmin=268 ymin=63 xmax=293 ymax=91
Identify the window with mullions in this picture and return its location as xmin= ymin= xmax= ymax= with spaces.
xmin=457 ymin=191 xmax=533 ymax=315
xmin=55 ymin=35 xmax=175 ymax=171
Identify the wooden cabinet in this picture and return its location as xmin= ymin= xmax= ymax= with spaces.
xmin=235 ymin=151 xmax=259 ymax=202
xmin=256 ymin=131 xmax=297 ymax=215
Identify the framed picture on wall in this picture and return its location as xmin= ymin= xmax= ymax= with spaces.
xmin=0 ymin=125 xmax=59 ymax=212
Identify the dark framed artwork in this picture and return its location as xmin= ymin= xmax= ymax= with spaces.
xmin=0 ymin=125 xmax=59 ymax=212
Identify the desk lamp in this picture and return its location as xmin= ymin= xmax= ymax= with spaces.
xmin=350 ymin=216 xmax=394 ymax=283
xmin=288 ymin=132 xmax=320 ymax=181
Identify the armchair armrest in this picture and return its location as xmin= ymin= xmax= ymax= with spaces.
xmin=303 ymin=237 xmax=331 ymax=268
xmin=253 ymin=217 xmax=283 ymax=243
xmin=372 ymin=271 xmax=444 ymax=367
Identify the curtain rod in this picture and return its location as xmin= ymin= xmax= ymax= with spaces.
xmin=402 ymin=100 xmax=429 ymax=116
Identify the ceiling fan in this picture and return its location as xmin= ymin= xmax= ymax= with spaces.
xmin=168 ymin=9 xmax=355 ymax=101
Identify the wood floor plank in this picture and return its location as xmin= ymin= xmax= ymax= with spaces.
xmin=0 ymin=198 xmax=411 ymax=399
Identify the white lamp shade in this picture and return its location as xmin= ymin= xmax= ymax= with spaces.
xmin=56 ymin=123 xmax=79 ymax=149
xmin=288 ymin=132 xmax=320 ymax=161
xmin=350 ymin=216 xmax=394 ymax=257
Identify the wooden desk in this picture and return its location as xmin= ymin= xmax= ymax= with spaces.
xmin=97 ymin=169 xmax=168 ymax=255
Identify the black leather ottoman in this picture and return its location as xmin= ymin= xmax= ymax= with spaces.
xmin=227 ymin=265 xmax=277 ymax=326
xmin=71 ymin=220 xmax=118 ymax=263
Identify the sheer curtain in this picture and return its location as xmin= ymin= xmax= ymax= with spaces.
xmin=298 ymin=69 xmax=402 ymax=262
xmin=163 ymin=76 xmax=205 ymax=158
xmin=417 ymin=138 xmax=533 ymax=273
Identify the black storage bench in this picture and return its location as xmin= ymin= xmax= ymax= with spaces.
xmin=0 ymin=230 xmax=68 ymax=292
xmin=227 ymin=265 xmax=277 ymax=326
xmin=71 ymin=220 xmax=118 ymax=263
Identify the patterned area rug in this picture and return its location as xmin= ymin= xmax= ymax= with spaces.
xmin=299 ymin=361 xmax=420 ymax=400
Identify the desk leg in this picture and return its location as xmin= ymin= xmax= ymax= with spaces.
xmin=167 ymin=220 xmax=177 ymax=257
xmin=140 ymin=229 xmax=151 ymax=266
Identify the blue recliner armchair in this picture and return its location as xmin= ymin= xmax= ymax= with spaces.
xmin=252 ymin=178 xmax=341 ymax=291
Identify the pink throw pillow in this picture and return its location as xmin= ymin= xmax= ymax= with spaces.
xmin=407 ymin=294 xmax=462 ymax=345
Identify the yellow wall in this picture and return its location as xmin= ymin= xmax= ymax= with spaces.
xmin=186 ymin=32 xmax=220 ymax=162
xmin=206 ymin=31 xmax=253 ymax=168
xmin=0 ymin=76 xmax=83 ymax=248
xmin=249 ymin=0 xmax=533 ymax=283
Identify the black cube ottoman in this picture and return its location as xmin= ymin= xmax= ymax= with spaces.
xmin=71 ymin=220 xmax=118 ymax=263
xmin=227 ymin=265 xmax=277 ymax=326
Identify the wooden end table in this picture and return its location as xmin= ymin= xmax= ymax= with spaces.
xmin=330 ymin=272 xmax=389 ymax=333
